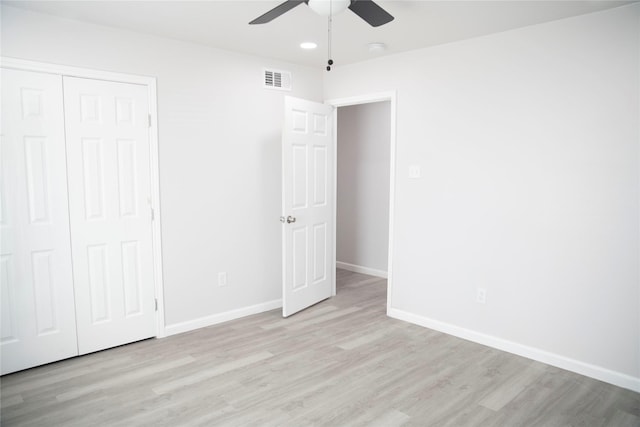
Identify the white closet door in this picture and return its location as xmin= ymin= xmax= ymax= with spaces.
xmin=63 ymin=77 xmax=156 ymax=355
xmin=0 ymin=68 xmax=79 ymax=374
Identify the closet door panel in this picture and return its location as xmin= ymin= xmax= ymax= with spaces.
xmin=0 ymin=68 xmax=79 ymax=375
xmin=63 ymin=77 xmax=156 ymax=355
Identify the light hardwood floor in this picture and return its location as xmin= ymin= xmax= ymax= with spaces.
xmin=2 ymin=269 xmax=639 ymax=426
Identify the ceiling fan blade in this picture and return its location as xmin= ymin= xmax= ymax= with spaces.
xmin=348 ymin=0 xmax=394 ymax=27
xmin=249 ymin=0 xmax=307 ymax=25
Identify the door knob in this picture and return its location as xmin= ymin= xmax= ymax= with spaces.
xmin=280 ymin=216 xmax=296 ymax=224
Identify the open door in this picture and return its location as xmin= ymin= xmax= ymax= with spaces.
xmin=282 ymin=96 xmax=334 ymax=317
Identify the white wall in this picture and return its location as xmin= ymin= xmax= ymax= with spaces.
xmin=1 ymin=6 xmax=323 ymax=329
xmin=326 ymin=4 xmax=640 ymax=390
xmin=337 ymin=102 xmax=390 ymax=274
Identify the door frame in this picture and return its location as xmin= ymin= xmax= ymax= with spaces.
xmin=325 ymin=91 xmax=397 ymax=313
xmin=0 ymin=56 xmax=167 ymax=338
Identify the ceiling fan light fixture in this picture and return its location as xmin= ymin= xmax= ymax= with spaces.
xmin=307 ymin=0 xmax=350 ymax=17
xmin=300 ymin=42 xmax=318 ymax=50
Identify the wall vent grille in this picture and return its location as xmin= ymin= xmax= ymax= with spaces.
xmin=264 ymin=69 xmax=292 ymax=91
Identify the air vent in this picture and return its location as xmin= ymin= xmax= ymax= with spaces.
xmin=264 ymin=69 xmax=292 ymax=91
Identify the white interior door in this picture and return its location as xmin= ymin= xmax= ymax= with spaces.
xmin=0 ymin=68 xmax=79 ymax=374
xmin=63 ymin=77 xmax=156 ymax=355
xmin=282 ymin=96 xmax=334 ymax=317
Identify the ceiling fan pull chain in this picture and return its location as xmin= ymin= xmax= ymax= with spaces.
xmin=327 ymin=0 xmax=334 ymax=71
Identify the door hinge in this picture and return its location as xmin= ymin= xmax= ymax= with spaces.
xmin=151 ymin=208 xmax=155 ymax=221
xmin=155 ymin=298 xmax=158 ymax=311
xmin=148 ymin=114 xmax=152 ymax=128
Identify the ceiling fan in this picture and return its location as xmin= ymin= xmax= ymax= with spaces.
xmin=249 ymin=0 xmax=394 ymax=27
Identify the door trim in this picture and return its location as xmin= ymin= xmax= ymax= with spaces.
xmin=1 ymin=56 xmax=167 ymax=338
xmin=325 ymin=91 xmax=397 ymax=314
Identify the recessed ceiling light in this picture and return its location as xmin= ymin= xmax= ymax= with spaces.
xmin=300 ymin=42 xmax=318 ymax=50
xmin=368 ymin=42 xmax=387 ymax=53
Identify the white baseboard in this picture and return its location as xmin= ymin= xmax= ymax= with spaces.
xmin=164 ymin=299 xmax=282 ymax=337
xmin=388 ymin=308 xmax=640 ymax=393
xmin=337 ymin=261 xmax=387 ymax=278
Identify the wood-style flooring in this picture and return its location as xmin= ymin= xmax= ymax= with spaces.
xmin=1 ymin=269 xmax=639 ymax=426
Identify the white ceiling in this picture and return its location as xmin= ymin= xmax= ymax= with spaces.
xmin=4 ymin=1 xmax=635 ymax=68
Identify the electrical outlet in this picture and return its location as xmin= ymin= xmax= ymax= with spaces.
xmin=476 ymin=288 xmax=487 ymax=304
xmin=218 ymin=272 xmax=227 ymax=287
xmin=409 ymin=165 xmax=422 ymax=179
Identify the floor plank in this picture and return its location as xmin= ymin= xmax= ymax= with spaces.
xmin=1 ymin=269 xmax=638 ymax=426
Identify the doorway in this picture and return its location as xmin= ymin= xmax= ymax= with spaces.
xmin=328 ymin=92 xmax=397 ymax=313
